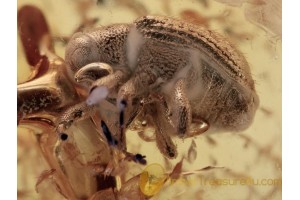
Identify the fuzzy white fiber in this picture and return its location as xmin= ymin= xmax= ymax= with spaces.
xmin=86 ymin=86 xmax=109 ymax=105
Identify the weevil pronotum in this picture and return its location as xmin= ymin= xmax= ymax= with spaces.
xmin=59 ymin=15 xmax=259 ymax=158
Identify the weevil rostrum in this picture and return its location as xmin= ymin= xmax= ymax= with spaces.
xmin=59 ymin=15 xmax=259 ymax=158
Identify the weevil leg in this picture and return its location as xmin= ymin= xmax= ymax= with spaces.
xmin=85 ymin=69 xmax=131 ymax=140
xmin=87 ymin=69 xmax=131 ymax=106
xmin=100 ymin=120 xmax=118 ymax=147
xmin=115 ymin=43 xmax=190 ymax=151
xmin=149 ymin=102 xmax=178 ymax=159
xmin=115 ymin=69 xmax=175 ymax=151
xmin=166 ymin=78 xmax=192 ymax=138
xmin=123 ymin=152 xmax=147 ymax=165
xmin=154 ymin=125 xmax=178 ymax=159
xmin=57 ymin=101 xmax=97 ymax=134
xmin=115 ymin=74 xmax=152 ymax=151
xmin=116 ymin=66 xmax=162 ymax=117
xmin=74 ymin=62 xmax=113 ymax=85
xmin=118 ymin=100 xmax=127 ymax=151
xmin=187 ymin=115 xmax=209 ymax=137
xmin=154 ymin=114 xmax=178 ymax=159
xmin=103 ymin=160 xmax=114 ymax=178
xmin=99 ymin=115 xmax=148 ymax=165
xmin=64 ymin=62 xmax=117 ymax=128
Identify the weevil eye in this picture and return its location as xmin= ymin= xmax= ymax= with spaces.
xmin=59 ymin=133 xmax=68 ymax=141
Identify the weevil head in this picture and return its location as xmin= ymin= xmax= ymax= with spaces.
xmin=65 ymin=32 xmax=100 ymax=76
xmin=65 ymin=25 xmax=131 ymax=77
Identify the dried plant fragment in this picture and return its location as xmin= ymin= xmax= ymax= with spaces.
xmin=213 ymin=0 xmax=264 ymax=6
xmin=17 ymin=5 xmax=54 ymax=80
xmin=118 ymin=0 xmax=147 ymax=16
xmin=88 ymin=188 xmax=116 ymax=200
xmin=244 ymin=0 xmax=281 ymax=37
xmin=213 ymin=0 xmax=282 ymax=37
xmin=186 ymin=139 xmax=197 ymax=163
xmin=35 ymin=169 xmax=56 ymax=193
xmin=181 ymin=166 xmax=225 ymax=176
xmin=197 ymin=0 xmax=209 ymax=8
xmin=118 ymin=175 xmax=146 ymax=200
xmin=260 ymin=106 xmax=273 ymax=116
xmin=169 ymin=158 xmax=184 ymax=182
xmin=180 ymin=9 xmax=231 ymax=28
xmin=180 ymin=10 xmax=210 ymax=27
xmin=205 ymin=135 xmax=217 ymax=146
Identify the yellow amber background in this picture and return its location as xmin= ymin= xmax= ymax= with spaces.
xmin=18 ymin=0 xmax=281 ymax=199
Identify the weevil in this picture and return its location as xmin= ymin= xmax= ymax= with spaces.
xmin=58 ymin=15 xmax=259 ymax=159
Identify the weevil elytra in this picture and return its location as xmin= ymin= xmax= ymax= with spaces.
xmin=59 ymin=15 xmax=259 ymax=159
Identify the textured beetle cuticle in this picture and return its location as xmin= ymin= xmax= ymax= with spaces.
xmin=49 ymin=15 xmax=258 ymax=161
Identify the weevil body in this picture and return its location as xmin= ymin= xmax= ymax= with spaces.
xmin=62 ymin=15 xmax=259 ymax=159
